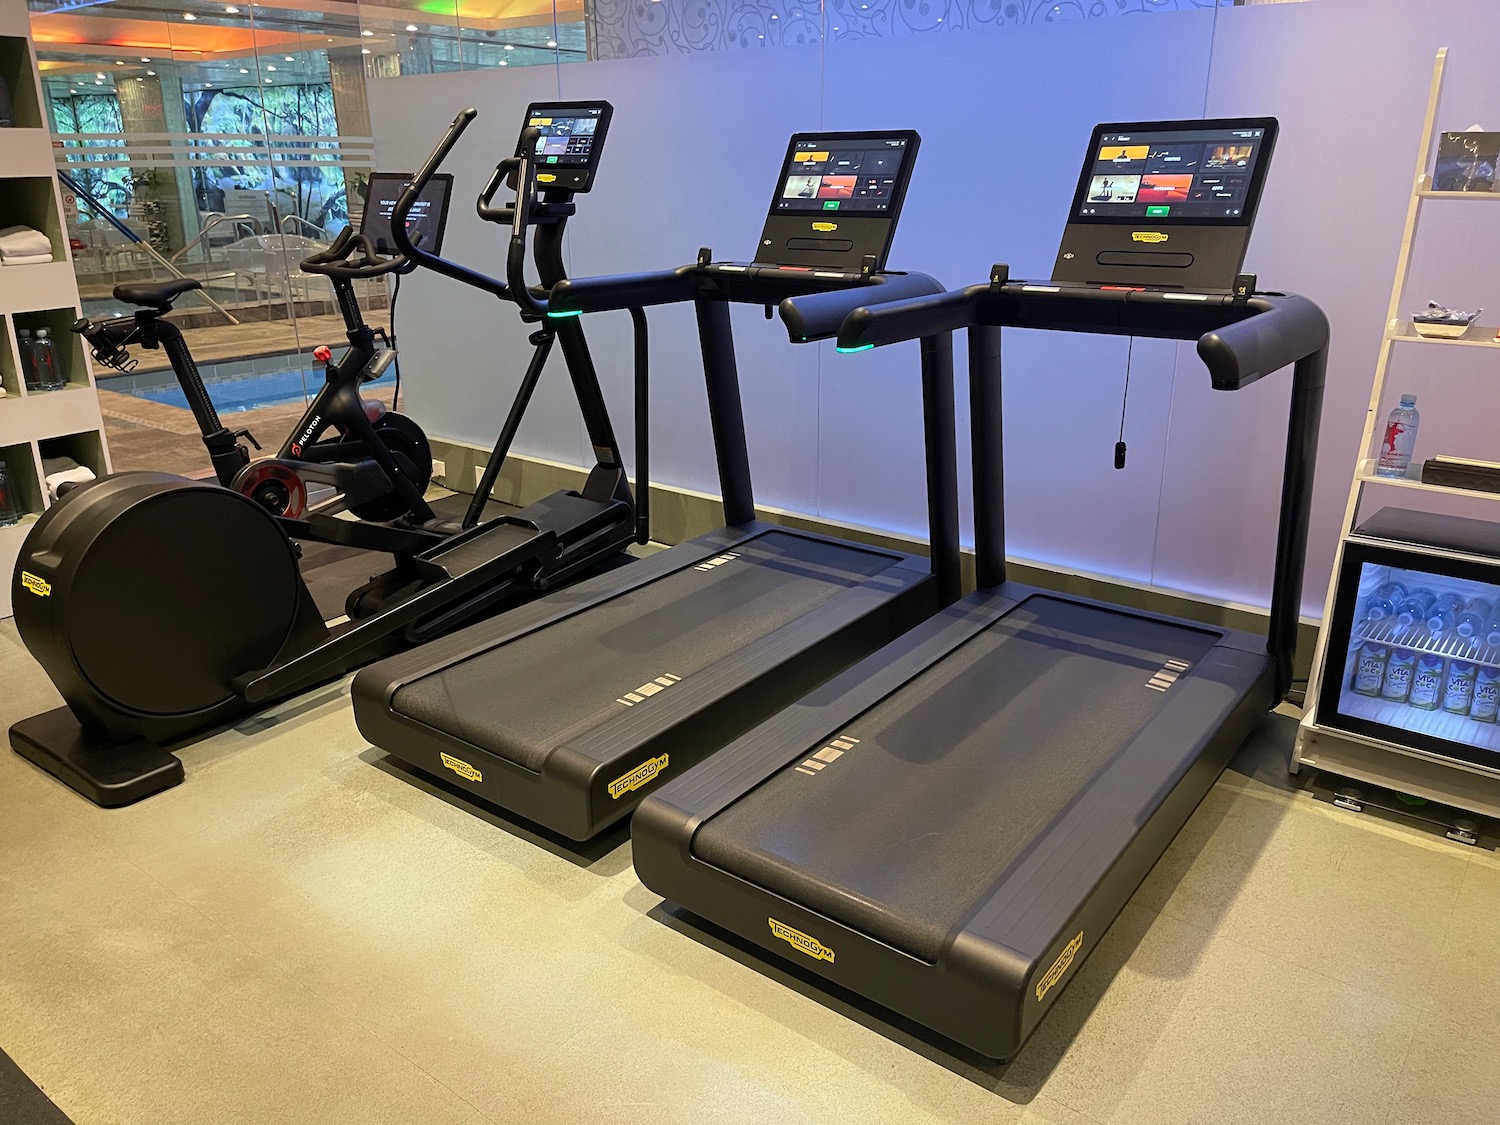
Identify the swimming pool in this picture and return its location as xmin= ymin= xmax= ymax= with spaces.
xmin=110 ymin=362 xmax=323 ymax=413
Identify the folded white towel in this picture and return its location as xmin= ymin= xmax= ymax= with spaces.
xmin=1 ymin=252 xmax=53 ymax=265
xmin=0 ymin=225 xmax=51 ymax=256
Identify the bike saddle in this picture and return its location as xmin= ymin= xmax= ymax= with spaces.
xmin=114 ymin=277 xmax=204 ymax=310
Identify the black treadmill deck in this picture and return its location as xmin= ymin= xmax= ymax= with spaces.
xmin=391 ymin=531 xmax=898 ymax=771
xmin=695 ymin=596 xmax=1222 ymax=961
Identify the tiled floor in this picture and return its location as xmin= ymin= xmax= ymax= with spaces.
xmin=0 ymin=620 xmax=1495 ymax=1125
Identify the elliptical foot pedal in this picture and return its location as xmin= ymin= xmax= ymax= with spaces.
xmin=10 ymin=707 xmax=185 ymax=807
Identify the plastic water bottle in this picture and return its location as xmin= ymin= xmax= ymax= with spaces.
xmin=1443 ymin=661 xmax=1479 ymax=714
xmin=1471 ymin=667 xmax=1500 ymax=721
xmin=0 ymin=463 xmax=19 ymax=526
xmin=16 ymin=328 xmax=36 ymax=390
xmin=1427 ymin=591 xmax=1464 ymax=635
xmin=1456 ymin=597 xmax=1494 ymax=640
xmin=1350 ymin=643 xmax=1389 ymax=697
xmin=1375 ymin=395 xmax=1420 ymax=478
xmin=1395 ymin=589 xmax=1435 ymax=627
xmin=1408 ymin=654 xmax=1447 ymax=710
xmin=29 ymin=328 xmax=64 ymax=391
xmin=1362 ymin=593 xmax=1397 ymax=622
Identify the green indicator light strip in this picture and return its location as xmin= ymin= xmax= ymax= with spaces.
xmin=835 ymin=343 xmax=875 ymax=353
xmin=547 ymin=309 xmax=584 ymax=319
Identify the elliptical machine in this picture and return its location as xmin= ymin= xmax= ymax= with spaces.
xmin=9 ymin=102 xmax=647 ymax=807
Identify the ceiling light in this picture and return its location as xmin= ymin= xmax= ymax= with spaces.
xmin=140 ymin=56 xmax=151 ymax=61
xmin=503 ymin=43 xmax=514 ymax=49
xmin=499 ymin=59 xmax=508 ymax=65
xmin=94 ymin=78 xmax=103 ymax=84
xmin=238 ymin=67 xmax=248 ymax=73
xmin=284 ymin=55 xmax=294 ymax=60
xmin=69 ymin=88 xmax=77 ymax=94
xmin=546 ymin=38 xmax=557 ymax=47
xmin=136 ymin=76 xmax=144 ymax=81
xmin=361 ymin=47 xmax=370 ymax=54
xmin=361 ymin=29 xmax=373 ymax=36
xmin=96 ymin=71 xmax=105 ymax=78
xmin=405 ymin=23 xmax=417 ymax=31
xmin=224 ymin=4 xmax=239 ymax=11
xmin=114 ymin=59 xmax=125 ymax=64
xmin=205 ymin=81 xmax=213 ymax=87
xmin=183 ymin=11 xmax=197 ymax=19
xmin=266 ymin=64 xmax=276 ymax=70
xmin=147 ymin=69 xmax=156 ymax=75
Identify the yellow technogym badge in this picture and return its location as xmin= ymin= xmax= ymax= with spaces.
xmin=1035 ymin=931 xmax=1084 ymax=1002
xmin=19 ymin=571 xmax=51 ymax=597
xmin=607 ymin=754 xmax=668 ymax=799
xmin=811 ymin=221 xmax=838 ymax=232
xmin=769 ymin=918 xmax=835 ymax=963
xmin=439 ymin=752 xmax=482 ymax=783
xmin=1131 ymin=231 xmax=1169 ymax=244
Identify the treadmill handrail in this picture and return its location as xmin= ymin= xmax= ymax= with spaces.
xmin=838 ymin=280 xmax=1329 ymax=384
xmin=548 ymin=265 xmax=703 ymax=316
xmin=778 ymin=271 xmax=946 ymax=343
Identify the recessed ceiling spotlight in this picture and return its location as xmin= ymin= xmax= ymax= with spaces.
xmin=96 ymin=71 xmax=105 ymax=78
xmin=284 ymin=55 xmax=294 ymax=60
xmin=499 ymin=59 xmax=508 ymax=65
xmin=114 ymin=59 xmax=125 ymax=64
xmin=361 ymin=29 xmax=374 ymax=36
xmin=361 ymin=47 xmax=370 ymax=54
xmin=94 ymin=78 xmax=103 ymax=84
xmin=238 ymin=67 xmax=248 ymax=73
xmin=546 ymin=38 xmax=557 ymax=46
xmin=147 ymin=69 xmax=156 ymax=75
xmin=266 ymin=64 xmax=276 ymax=70
xmin=503 ymin=43 xmax=514 ymax=49
xmin=136 ymin=76 xmax=144 ymax=81
xmin=225 ymin=4 xmax=239 ymax=11
xmin=140 ymin=56 xmax=151 ymax=61
xmin=205 ymin=81 xmax=213 ymax=87
xmin=405 ymin=23 xmax=417 ymax=31
xmin=183 ymin=11 xmax=197 ymax=19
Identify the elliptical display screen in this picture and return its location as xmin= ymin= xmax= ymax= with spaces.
xmin=517 ymin=101 xmax=613 ymax=191
xmin=360 ymin=171 xmax=453 ymax=256
xmin=1070 ymin=118 xmax=1277 ymax=224
xmin=773 ymin=133 xmax=918 ymax=216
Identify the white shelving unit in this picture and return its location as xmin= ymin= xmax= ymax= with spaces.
xmin=0 ymin=0 xmax=111 ymax=617
xmin=1294 ymin=47 xmax=1500 ymax=817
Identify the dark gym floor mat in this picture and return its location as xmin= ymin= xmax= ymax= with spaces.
xmin=0 ymin=1049 xmax=76 ymax=1125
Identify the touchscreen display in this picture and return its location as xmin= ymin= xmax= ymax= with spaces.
xmin=774 ymin=134 xmax=915 ymax=215
xmin=1073 ymin=120 xmax=1274 ymax=222
xmin=522 ymin=105 xmax=607 ymax=169
xmin=360 ymin=172 xmax=452 ymax=256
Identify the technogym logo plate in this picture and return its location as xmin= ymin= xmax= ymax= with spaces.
xmin=769 ymin=918 xmax=834 ymax=964
xmin=439 ymin=753 xmax=482 ymax=783
xmin=1035 ymin=931 xmax=1084 ymax=1003
xmin=20 ymin=571 xmax=50 ymax=597
xmin=1131 ymin=231 xmax=1169 ymax=244
xmin=608 ymin=754 xmax=668 ymax=799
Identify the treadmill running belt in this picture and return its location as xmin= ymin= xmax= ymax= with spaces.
xmin=390 ymin=532 xmax=898 ymax=771
xmin=694 ymin=596 xmax=1221 ymax=962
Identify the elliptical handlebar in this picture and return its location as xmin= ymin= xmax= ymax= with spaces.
xmin=300 ymin=226 xmax=409 ymax=280
xmin=500 ymin=127 xmax=548 ymax=320
xmin=392 ymin=108 xmax=509 ymax=301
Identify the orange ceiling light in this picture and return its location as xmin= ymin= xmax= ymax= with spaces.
xmin=31 ymin=14 xmax=311 ymax=56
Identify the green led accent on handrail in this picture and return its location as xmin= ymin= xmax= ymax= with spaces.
xmin=547 ymin=309 xmax=584 ymax=319
xmin=835 ymin=343 xmax=875 ymax=353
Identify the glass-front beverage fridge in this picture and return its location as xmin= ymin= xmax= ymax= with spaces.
xmin=1316 ymin=508 xmax=1500 ymax=777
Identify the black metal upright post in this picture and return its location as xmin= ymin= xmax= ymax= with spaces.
xmin=967 ymin=324 xmax=1006 ymax=591
xmin=919 ymin=334 xmax=962 ymax=607
xmin=695 ymin=298 xmax=756 ymax=527
xmin=1267 ymin=345 xmax=1327 ymax=702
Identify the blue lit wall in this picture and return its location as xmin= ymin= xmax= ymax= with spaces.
xmin=369 ymin=0 xmax=1500 ymax=617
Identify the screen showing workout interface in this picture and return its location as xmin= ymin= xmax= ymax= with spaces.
xmin=523 ymin=105 xmax=605 ymax=169
xmin=1074 ymin=123 xmax=1270 ymax=222
xmin=774 ymin=135 xmax=914 ymax=215
xmin=360 ymin=172 xmax=452 ymax=256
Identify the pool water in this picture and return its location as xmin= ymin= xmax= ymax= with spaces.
xmin=126 ymin=367 xmax=323 ymax=413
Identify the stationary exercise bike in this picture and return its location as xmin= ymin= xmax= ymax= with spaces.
xmin=10 ymin=103 xmax=646 ymax=807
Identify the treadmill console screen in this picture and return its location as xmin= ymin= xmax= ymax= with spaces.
xmin=1070 ymin=118 xmax=1278 ymax=224
xmin=516 ymin=101 xmax=613 ymax=192
xmin=774 ymin=133 xmax=917 ymax=216
xmin=360 ymin=171 xmax=453 ymax=257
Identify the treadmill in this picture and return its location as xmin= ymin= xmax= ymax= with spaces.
xmin=352 ymin=129 xmax=962 ymax=841
xmin=631 ymin=118 xmax=1329 ymax=1060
